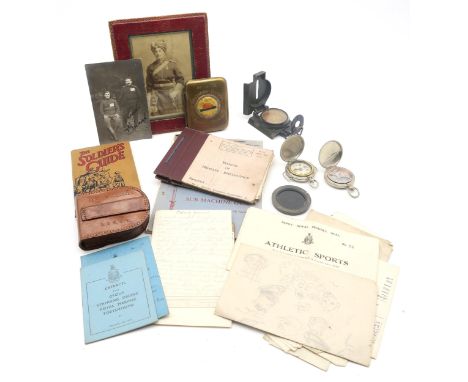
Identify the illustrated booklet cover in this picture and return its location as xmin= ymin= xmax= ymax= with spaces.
xmin=71 ymin=141 xmax=140 ymax=196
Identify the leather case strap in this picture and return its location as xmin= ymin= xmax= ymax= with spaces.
xmin=80 ymin=196 xmax=147 ymax=221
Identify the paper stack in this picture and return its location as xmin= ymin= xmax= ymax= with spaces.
xmin=215 ymin=208 xmax=399 ymax=370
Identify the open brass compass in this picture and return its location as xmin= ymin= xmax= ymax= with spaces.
xmin=280 ymin=135 xmax=319 ymax=188
xmin=318 ymin=140 xmax=359 ymax=198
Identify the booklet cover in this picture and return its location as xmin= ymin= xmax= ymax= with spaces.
xmin=80 ymin=236 xmax=168 ymax=319
xmin=80 ymin=250 xmax=158 ymax=343
xmin=71 ymin=141 xmax=140 ymax=196
xmin=154 ymin=129 xmax=274 ymax=204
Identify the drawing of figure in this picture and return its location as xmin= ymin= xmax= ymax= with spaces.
xmin=320 ymin=290 xmax=341 ymax=312
xmin=240 ymin=253 xmax=268 ymax=282
xmin=96 ymin=170 xmax=112 ymax=191
xmin=277 ymin=316 xmax=302 ymax=332
xmin=84 ymin=172 xmax=98 ymax=193
xmin=304 ymin=317 xmax=332 ymax=352
xmin=294 ymin=279 xmax=317 ymax=312
xmin=254 ymin=284 xmax=286 ymax=313
xmin=113 ymin=171 xmax=125 ymax=187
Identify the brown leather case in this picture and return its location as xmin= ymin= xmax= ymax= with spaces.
xmin=75 ymin=186 xmax=150 ymax=250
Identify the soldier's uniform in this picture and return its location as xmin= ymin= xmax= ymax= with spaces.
xmin=99 ymin=98 xmax=122 ymax=140
xmin=146 ymin=59 xmax=184 ymax=115
xmin=119 ymin=84 xmax=141 ymax=132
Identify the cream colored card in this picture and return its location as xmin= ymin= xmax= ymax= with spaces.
xmin=264 ymin=334 xmax=347 ymax=368
xmin=181 ymin=135 xmax=274 ymax=203
xmin=302 ymin=345 xmax=348 ymax=366
xmin=151 ymin=210 xmax=233 ymax=327
xmin=229 ymin=208 xmax=380 ymax=281
xmin=265 ymin=335 xmax=331 ymax=371
xmin=372 ymin=261 xmax=399 ymax=358
xmin=307 ymin=210 xmax=393 ymax=262
xmin=307 ymin=210 xmax=399 ymax=357
xmin=217 ymin=244 xmax=377 ymax=366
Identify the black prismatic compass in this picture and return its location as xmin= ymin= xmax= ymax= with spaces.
xmin=318 ymin=140 xmax=360 ymax=198
xmin=280 ymin=135 xmax=319 ymax=188
xmin=243 ymin=71 xmax=304 ymax=139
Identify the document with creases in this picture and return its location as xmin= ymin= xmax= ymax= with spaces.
xmin=182 ymin=136 xmax=273 ymax=202
xmin=147 ymin=183 xmax=260 ymax=237
xmin=229 ymin=208 xmax=380 ymax=281
xmin=264 ymin=334 xmax=331 ymax=371
xmin=151 ymin=210 xmax=233 ymax=327
xmin=307 ymin=210 xmax=394 ymax=261
xmin=154 ymin=129 xmax=273 ymax=204
xmin=372 ymin=261 xmax=399 ymax=358
xmin=264 ymin=334 xmax=348 ymax=367
xmin=306 ymin=210 xmax=399 ymax=358
xmin=216 ymin=243 xmax=377 ymax=366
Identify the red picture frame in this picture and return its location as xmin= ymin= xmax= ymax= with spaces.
xmin=109 ymin=13 xmax=210 ymax=134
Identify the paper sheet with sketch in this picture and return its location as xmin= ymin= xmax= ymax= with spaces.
xmin=151 ymin=210 xmax=234 ymax=327
xmin=216 ymin=243 xmax=377 ymax=366
xmin=306 ymin=210 xmax=399 ymax=358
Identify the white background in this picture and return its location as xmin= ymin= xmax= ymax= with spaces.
xmin=1 ymin=0 xmax=467 ymax=380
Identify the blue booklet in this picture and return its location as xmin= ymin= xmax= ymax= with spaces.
xmin=80 ymin=236 xmax=168 ymax=319
xmin=80 ymin=250 xmax=158 ymax=343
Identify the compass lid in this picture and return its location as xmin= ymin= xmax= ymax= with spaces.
xmin=272 ymin=185 xmax=311 ymax=216
xmin=243 ymin=71 xmax=271 ymax=115
xmin=280 ymin=134 xmax=305 ymax=162
xmin=318 ymin=140 xmax=343 ymax=168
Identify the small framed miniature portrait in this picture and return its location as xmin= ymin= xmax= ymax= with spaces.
xmin=109 ymin=13 xmax=210 ymax=134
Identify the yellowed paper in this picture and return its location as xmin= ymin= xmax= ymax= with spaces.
xmin=372 ymin=261 xmax=399 ymax=358
xmin=307 ymin=210 xmax=393 ymax=261
xmin=264 ymin=334 xmax=347 ymax=367
xmin=229 ymin=208 xmax=380 ymax=281
xmin=151 ymin=210 xmax=233 ymax=327
xmin=303 ymin=345 xmax=348 ymax=366
xmin=216 ymin=244 xmax=377 ymax=366
xmin=182 ymin=136 xmax=274 ymax=203
xmin=264 ymin=335 xmax=331 ymax=371
xmin=306 ymin=210 xmax=399 ymax=358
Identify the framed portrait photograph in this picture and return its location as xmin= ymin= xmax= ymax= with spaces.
xmin=109 ymin=13 xmax=210 ymax=134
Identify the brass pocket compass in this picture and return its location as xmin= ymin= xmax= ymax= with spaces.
xmin=280 ymin=135 xmax=319 ymax=188
xmin=318 ymin=140 xmax=359 ymax=198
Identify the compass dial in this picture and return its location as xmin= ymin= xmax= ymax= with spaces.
xmin=288 ymin=161 xmax=314 ymax=177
